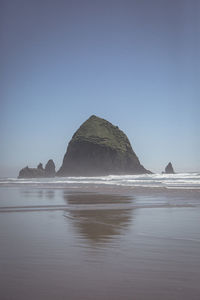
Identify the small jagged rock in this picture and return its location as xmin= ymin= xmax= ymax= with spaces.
xmin=37 ymin=163 xmax=44 ymax=170
xmin=163 ymin=162 xmax=175 ymax=174
xmin=45 ymin=159 xmax=56 ymax=176
xmin=18 ymin=166 xmax=45 ymax=178
xmin=18 ymin=160 xmax=56 ymax=178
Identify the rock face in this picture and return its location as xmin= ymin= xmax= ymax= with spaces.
xmin=164 ymin=162 xmax=175 ymax=174
xmin=18 ymin=159 xmax=56 ymax=178
xmin=57 ymin=115 xmax=151 ymax=176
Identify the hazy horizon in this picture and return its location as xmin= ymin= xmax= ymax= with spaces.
xmin=1 ymin=0 xmax=200 ymax=177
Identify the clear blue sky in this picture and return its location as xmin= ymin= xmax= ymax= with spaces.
xmin=1 ymin=0 xmax=199 ymax=176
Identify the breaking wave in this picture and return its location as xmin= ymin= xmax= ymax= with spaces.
xmin=0 ymin=173 xmax=200 ymax=189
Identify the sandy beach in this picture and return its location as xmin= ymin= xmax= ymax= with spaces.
xmin=0 ymin=181 xmax=200 ymax=300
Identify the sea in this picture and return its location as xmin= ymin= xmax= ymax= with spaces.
xmin=1 ymin=172 xmax=200 ymax=189
xmin=0 ymin=173 xmax=200 ymax=300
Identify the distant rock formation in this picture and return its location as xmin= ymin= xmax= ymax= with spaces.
xmin=18 ymin=166 xmax=45 ymax=178
xmin=37 ymin=163 xmax=44 ymax=170
xmin=163 ymin=162 xmax=175 ymax=174
xmin=57 ymin=115 xmax=151 ymax=176
xmin=45 ymin=159 xmax=56 ymax=176
xmin=18 ymin=159 xmax=56 ymax=178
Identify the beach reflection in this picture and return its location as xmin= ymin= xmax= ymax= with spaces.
xmin=63 ymin=192 xmax=134 ymax=245
xmin=21 ymin=189 xmax=55 ymax=199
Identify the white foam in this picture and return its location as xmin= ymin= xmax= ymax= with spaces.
xmin=0 ymin=173 xmax=200 ymax=189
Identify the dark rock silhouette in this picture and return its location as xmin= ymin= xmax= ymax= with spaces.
xmin=18 ymin=159 xmax=56 ymax=178
xmin=18 ymin=166 xmax=45 ymax=178
xmin=45 ymin=159 xmax=56 ymax=176
xmin=37 ymin=163 xmax=44 ymax=170
xmin=57 ymin=115 xmax=151 ymax=176
xmin=163 ymin=162 xmax=175 ymax=174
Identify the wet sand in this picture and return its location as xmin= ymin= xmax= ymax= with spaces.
xmin=0 ymin=186 xmax=200 ymax=300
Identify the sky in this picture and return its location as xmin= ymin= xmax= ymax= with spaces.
xmin=1 ymin=0 xmax=199 ymax=177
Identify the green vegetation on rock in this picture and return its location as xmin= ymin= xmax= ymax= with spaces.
xmin=72 ymin=115 xmax=133 ymax=153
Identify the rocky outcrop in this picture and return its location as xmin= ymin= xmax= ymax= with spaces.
xmin=163 ymin=162 xmax=175 ymax=174
xmin=57 ymin=115 xmax=151 ymax=176
xmin=37 ymin=163 xmax=44 ymax=170
xmin=18 ymin=166 xmax=45 ymax=178
xmin=18 ymin=159 xmax=56 ymax=178
xmin=45 ymin=159 xmax=56 ymax=176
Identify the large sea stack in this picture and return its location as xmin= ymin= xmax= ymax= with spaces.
xmin=57 ymin=115 xmax=151 ymax=176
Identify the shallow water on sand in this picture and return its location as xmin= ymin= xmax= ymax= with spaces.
xmin=0 ymin=186 xmax=200 ymax=300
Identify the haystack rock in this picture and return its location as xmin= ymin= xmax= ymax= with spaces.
xmin=57 ymin=115 xmax=151 ymax=176
xmin=164 ymin=162 xmax=175 ymax=174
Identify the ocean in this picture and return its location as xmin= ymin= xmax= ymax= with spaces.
xmin=0 ymin=173 xmax=200 ymax=299
xmin=1 ymin=172 xmax=200 ymax=189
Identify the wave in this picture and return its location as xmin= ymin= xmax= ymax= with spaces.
xmin=0 ymin=173 xmax=200 ymax=189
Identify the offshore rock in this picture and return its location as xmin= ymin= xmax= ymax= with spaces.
xmin=18 ymin=159 xmax=56 ymax=178
xmin=18 ymin=166 xmax=45 ymax=178
xmin=164 ymin=162 xmax=175 ymax=174
xmin=45 ymin=159 xmax=56 ymax=176
xmin=57 ymin=115 xmax=151 ymax=176
xmin=37 ymin=163 xmax=44 ymax=170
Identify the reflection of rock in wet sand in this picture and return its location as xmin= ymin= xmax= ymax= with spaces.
xmin=21 ymin=189 xmax=55 ymax=199
xmin=63 ymin=193 xmax=134 ymax=244
xmin=45 ymin=190 xmax=55 ymax=199
xmin=21 ymin=189 xmax=44 ymax=198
